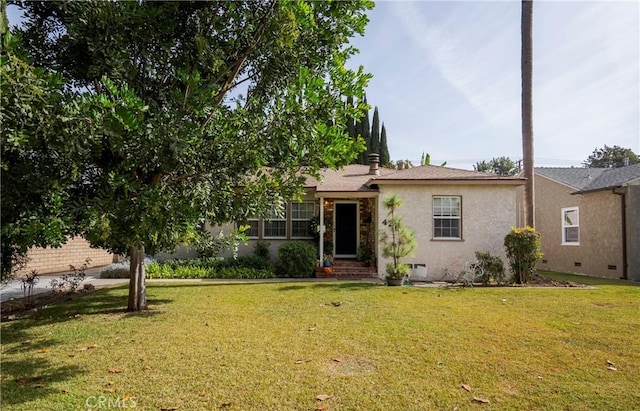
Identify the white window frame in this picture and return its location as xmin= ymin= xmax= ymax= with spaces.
xmin=263 ymin=206 xmax=287 ymax=239
xmin=291 ymin=201 xmax=315 ymax=239
xmin=245 ymin=217 xmax=260 ymax=239
xmin=561 ymin=207 xmax=580 ymax=245
xmin=433 ymin=196 xmax=462 ymax=240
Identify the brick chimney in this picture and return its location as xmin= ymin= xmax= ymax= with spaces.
xmin=368 ymin=153 xmax=380 ymax=176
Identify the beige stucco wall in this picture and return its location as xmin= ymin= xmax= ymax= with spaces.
xmin=377 ymin=184 xmax=518 ymax=280
xmin=627 ymin=184 xmax=640 ymax=281
xmin=535 ymin=175 xmax=623 ymax=278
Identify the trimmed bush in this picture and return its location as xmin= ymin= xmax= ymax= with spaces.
xmin=145 ymin=259 xmax=275 ymax=279
xmin=275 ymin=241 xmax=317 ymax=278
xmin=100 ymin=268 xmax=130 ymax=279
xmin=475 ymin=251 xmax=506 ymax=285
xmin=504 ymin=226 xmax=543 ymax=284
xmin=254 ymin=241 xmax=271 ymax=260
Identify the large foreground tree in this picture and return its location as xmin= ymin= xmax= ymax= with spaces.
xmin=1 ymin=3 xmax=81 ymax=280
xmin=15 ymin=0 xmax=372 ymax=310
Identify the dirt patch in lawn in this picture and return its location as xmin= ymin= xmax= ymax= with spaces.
xmin=526 ymin=274 xmax=587 ymax=288
xmin=1 ymin=284 xmax=98 ymax=321
xmin=323 ymin=357 xmax=377 ymax=377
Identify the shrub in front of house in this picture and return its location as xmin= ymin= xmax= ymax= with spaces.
xmin=504 ymin=226 xmax=543 ymax=284
xmin=145 ymin=258 xmax=275 ymax=279
xmin=275 ymin=241 xmax=317 ymax=278
xmin=475 ymin=251 xmax=506 ymax=285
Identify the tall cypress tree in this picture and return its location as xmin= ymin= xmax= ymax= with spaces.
xmin=370 ymin=106 xmax=380 ymax=155
xmin=380 ymin=123 xmax=390 ymax=166
xmin=358 ymin=95 xmax=370 ymax=164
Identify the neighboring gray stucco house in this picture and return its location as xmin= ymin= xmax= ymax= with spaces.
xmin=535 ymin=164 xmax=640 ymax=281
xmin=227 ymin=155 xmax=525 ymax=280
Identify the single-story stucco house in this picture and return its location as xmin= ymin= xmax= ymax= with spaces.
xmin=534 ymin=164 xmax=640 ymax=281
xmin=16 ymin=155 xmax=526 ymax=280
xmin=227 ymin=154 xmax=525 ymax=280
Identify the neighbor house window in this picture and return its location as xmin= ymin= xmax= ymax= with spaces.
xmin=291 ymin=201 xmax=315 ymax=239
xmin=562 ymin=207 xmax=579 ymax=245
xmin=433 ymin=196 xmax=461 ymax=239
xmin=263 ymin=207 xmax=287 ymax=238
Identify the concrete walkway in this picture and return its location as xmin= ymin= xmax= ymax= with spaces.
xmin=0 ymin=267 xmax=129 ymax=303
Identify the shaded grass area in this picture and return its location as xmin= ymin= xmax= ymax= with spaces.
xmin=2 ymin=279 xmax=639 ymax=410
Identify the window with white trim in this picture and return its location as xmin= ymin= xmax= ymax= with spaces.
xmin=562 ymin=207 xmax=579 ymax=245
xmin=263 ymin=207 xmax=287 ymax=238
xmin=433 ymin=196 xmax=461 ymax=239
xmin=291 ymin=202 xmax=315 ymax=239
xmin=246 ymin=217 xmax=259 ymax=238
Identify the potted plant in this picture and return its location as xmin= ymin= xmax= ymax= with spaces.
xmin=379 ymin=194 xmax=416 ymax=286
xmin=322 ymin=254 xmax=333 ymax=274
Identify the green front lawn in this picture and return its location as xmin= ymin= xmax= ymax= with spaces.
xmin=2 ymin=275 xmax=639 ymax=410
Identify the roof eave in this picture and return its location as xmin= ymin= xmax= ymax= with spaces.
xmin=372 ymin=178 xmax=526 ymax=186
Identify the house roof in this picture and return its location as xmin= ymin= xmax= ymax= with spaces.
xmin=371 ymin=164 xmax=525 ymax=185
xmin=304 ymin=164 xmax=396 ymax=193
xmin=535 ymin=164 xmax=640 ymax=193
xmin=304 ymin=164 xmax=524 ymax=194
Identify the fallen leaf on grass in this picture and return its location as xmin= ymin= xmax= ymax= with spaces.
xmin=107 ymin=368 xmax=122 ymax=374
xmin=461 ymin=384 xmax=472 ymax=392
xmin=473 ymin=397 xmax=490 ymax=404
xmin=315 ymin=405 xmax=329 ymax=410
xmin=316 ymin=394 xmax=331 ymax=401
xmin=37 ymin=348 xmax=51 ymax=353
xmin=198 ymin=391 xmax=206 ymax=397
xmin=16 ymin=377 xmax=39 ymax=384
xmin=77 ymin=344 xmax=99 ymax=351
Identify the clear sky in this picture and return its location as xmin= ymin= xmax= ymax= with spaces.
xmin=347 ymin=0 xmax=640 ymax=169
xmin=7 ymin=1 xmax=639 ymax=170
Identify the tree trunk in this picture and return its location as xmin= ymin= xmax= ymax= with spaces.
xmin=127 ymin=245 xmax=148 ymax=311
xmin=521 ymin=0 xmax=535 ymax=228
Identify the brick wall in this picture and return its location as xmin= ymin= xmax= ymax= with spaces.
xmin=17 ymin=237 xmax=118 ymax=275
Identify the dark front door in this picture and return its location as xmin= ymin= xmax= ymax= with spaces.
xmin=335 ymin=202 xmax=358 ymax=256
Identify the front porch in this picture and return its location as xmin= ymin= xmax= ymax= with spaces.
xmin=315 ymin=259 xmax=378 ymax=278
xmin=316 ymin=197 xmax=378 ymax=278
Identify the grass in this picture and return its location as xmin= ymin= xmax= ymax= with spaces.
xmin=1 ymin=274 xmax=639 ymax=410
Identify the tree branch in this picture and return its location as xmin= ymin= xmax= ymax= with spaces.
xmin=202 ymin=0 xmax=278 ymax=130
